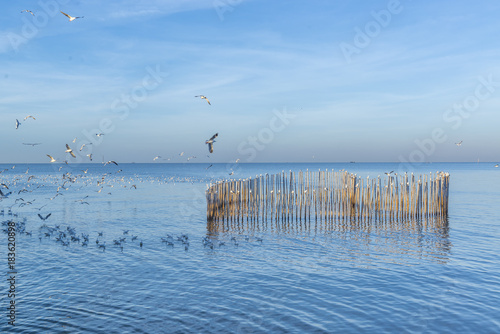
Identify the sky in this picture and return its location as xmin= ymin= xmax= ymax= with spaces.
xmin=1 ymin=0 xmax=500 ymax=163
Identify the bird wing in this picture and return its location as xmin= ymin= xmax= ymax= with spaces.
xmin=70 ymin=151 xmax=76 ymax=158
xmin=205 ymin=98 xmax=211 ymax=105
xmin=209 ymin=133 xmax=218 ymax=141
xmin=208 ymin=142 xmax=214 ymax=153
xmin=60 ymin=11 xmax=71 ymax=19
xmin=66 ymin=144 xmax=71 ymax=150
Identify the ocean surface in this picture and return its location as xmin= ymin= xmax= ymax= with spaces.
xmin=1 ymin=162 xmax=499 ymax=333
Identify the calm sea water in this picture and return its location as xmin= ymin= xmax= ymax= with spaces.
xmin=1 ymin=162 xmax=499 ymax=333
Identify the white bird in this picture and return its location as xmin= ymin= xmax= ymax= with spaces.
xmin=153 ymin=156 xmax=161 ymax=161
xmin=87 ymin=154 xmax=93 ymax=161
xmin=23 ymin=115 xmax=36 ymax=121
xmin=65 ymin=144 xmax=76 ymax=158
xmin=195 ymin=95 xmax=211 ymax=105
xmin=15 ymin=119 xmax=20 ymax=129
xmin=235 ymin=159 xmax=240 ymax=163
xmin=72 ymin=137 xmax=77 ymax=143
xmin=205 ymin=133 xmax=218 ymax=153
xmin=455 ymin=141 xmax=463 ymax=146
xmin=47 ymin=155 xmax=56 ymax=163
xmin=21 ymin=10 xmax=35 ymax=16
xmin=104 ymin=161 xmax=118 ymax=166
xmin=179 ymin=152 xmax=184 ymax=157
xmin=96 ymin=133 xmax=104 ymax=137
xmin=60 ymin=11 xmax=84 ymax=21
xmin=495 ymin=164 xmax=499 ymax=168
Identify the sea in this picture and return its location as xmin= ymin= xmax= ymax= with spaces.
xmin=1 ymin=162 xmax=499 ymax=333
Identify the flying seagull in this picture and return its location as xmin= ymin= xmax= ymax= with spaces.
xmin=495 ymin=164 xmax=499 ymax=168
xmin=23 ymin=115 xmax=36 ymax=121
xmin=455 ymin=141 xmax=463 ymax=146
xmin=153 ymin=156 xmax=161 ymax=161
xmin=15 ymin=119 xmax=20 ymax=129
xmin=60 ymin=11 xmax=84 ymax=21
xmin=87 ymin=154 xmax=93 ymax=161
xmin=23 ymin=143 xmax=42 ymax=146
xmin=206 ymin=133 xmax=218 ymax=153
xmin=104 ymin=161 xmax=118 ymax=166
xmin=384 ymin=171 xmax=394 ymax=176
xmin=47 ymin=154 xmax=56 ymax=163
xmin=21 ymin=10 xmax=35 ymax=16
xmin=38 ymin=213 xmax=52 ymax=221
xmin=96 ymin=133 xmax=104 ymax=137
xmin=195 ymin=95 xmax=211 ymax=105
xmin=65 ymin=144 xmax=76 ymax=158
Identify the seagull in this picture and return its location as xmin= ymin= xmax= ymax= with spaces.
xmin=455 ymin=141 xmax=463 ymax=146
xmin=495 ymin=164 xmax=499 ymax=168
xmin=104 ymin=161 xmax=118 ymax=166
xmin=22 ymin=143 xmax=42 ymax=146
xmin=153 ymin=156 xmax=161 ymax=161
xmin=65 ymin=144 xmax=76 ymax=158
xmin=96 ymin=133 xmax=104 ymax=137
xmin=205 ymin=133 xmax=218 ymax=153
xmin=206 ymin=164 xmax=213 ymax=170
xmin=60 ymin=11 xmax=84 ymax=21
xmin=235 ymin=159 xmax=240 ymax=163
xmin=179 ymin=152 xmax=184 ymax=157
xmin=15 ymin=119 xmax=20 ymax=129
xmin=21 ymin=10 xmax=35 ymax=16
xmin=38 ymin=213 xmax=52 ymax=221
xmin=229 ymin=171 xmax=234 ymax=175
xmin=384 ymin=171 xmax=394 ymax=176
xmin=87 ymin=154 xmax=93 ymax=161
xmin=47 ymin=154 xmax=57 ymax=163
xmin=72 ymin=137 xmax=77 ymax=143
xmin=23 ymin=115 xmax=36 ymax=121
xmin=195 ymin=95 xmax=211 ymax=105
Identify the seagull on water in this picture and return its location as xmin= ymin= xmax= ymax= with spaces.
xmin=65 ymin=144 xmax=76 ymax=158
xmin=47 ymin=154 xmax=57 ymax=163
xmin=206 ymin=133 xmax=218 ymax=153
xmin=195 ymin=95 xmax=211 ymax=105
xmin=60 ymin=11 xmax=84 ymax=21
xmin=15 ymin=119 xmax=20 ymax=129
xmin=455 ymin=141 xmax=463 ymax=146
xmin=21 ymin=10 xmax=35 ymax=16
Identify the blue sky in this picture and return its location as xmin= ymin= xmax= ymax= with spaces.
xmin=1 ymin=0 xmax=499 ymax=163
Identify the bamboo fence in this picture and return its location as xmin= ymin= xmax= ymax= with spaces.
xmin=206 ymin=170 xmax=449 ymax=224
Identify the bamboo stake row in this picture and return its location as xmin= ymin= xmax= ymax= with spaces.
xmin=206 ymin=170 xmax=450 ymax=223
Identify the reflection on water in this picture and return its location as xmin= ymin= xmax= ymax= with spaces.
xmin=208 ymin=216 xmax=452 ymax=266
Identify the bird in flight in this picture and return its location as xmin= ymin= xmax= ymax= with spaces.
xmin=206 ymin=133 xmax=218 ymax=153
xmin=15 ymin=119 xmax=20 ymax=129
xmin=21 ymin=10 xmax=35 ymax=16
xmin=65 ymin=144 xmax=76 ymax=158
xmin=384 ymin=171 xmax=394 ymax=176
xmin=60 ymin=11 xmax=84 ymax=21
xmin=104 ymin=161 xmax=118 ymax=166
xmin=87 ymin=154 xmax=93 ymax=161
xmin=96 ymin=133 xmax=104 ymax=137
xmin=153 ymin=156 xmax=161 ymax=161
xmin=495 ymin=164 xmax=499 ymax=168
xmin=38 ymin=213 xmax=52 ymax=221
xmin=455 ymin=141 xmax=463 ymax=146
xmin=23 ymin=115 xmax=36 ymax=121
xmin=23 ymin=143 xmax=42 ymax=146
xmin=179 ymin=152 xmax=184 ymax=157
xmin=47 ymin=154 xmax=56 ymax=163
xmin=195 ymin=95 xmax=211 ymax=105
